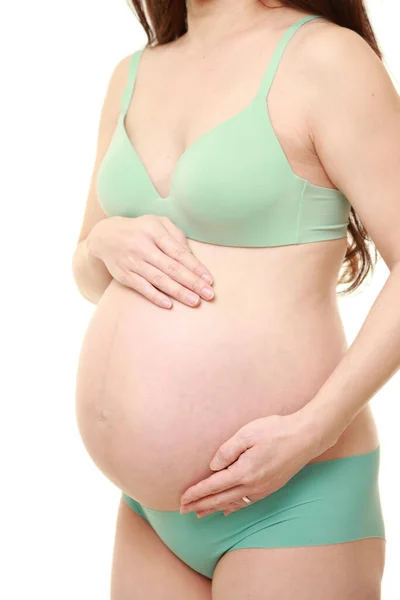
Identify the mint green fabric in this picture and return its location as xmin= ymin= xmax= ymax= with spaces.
xmin=122 ymin=447 xmax=385 ymax=579
xmin=96 ymin=14 xmax=351 ymax=247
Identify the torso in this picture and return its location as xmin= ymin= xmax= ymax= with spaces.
xmin=75 ymin=10 xmax=379 ymax=510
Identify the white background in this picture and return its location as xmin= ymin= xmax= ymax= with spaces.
xmin=1 ymin=0 xmax=399 ymax=598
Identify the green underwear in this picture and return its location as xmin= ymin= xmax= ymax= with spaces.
xmin=122 ymin=446 xmax=385 ymax=579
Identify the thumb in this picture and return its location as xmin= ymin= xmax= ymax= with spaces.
xmin=209 ymin=428 xmax=250 ymax=471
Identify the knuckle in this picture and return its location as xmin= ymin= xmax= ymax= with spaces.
xmin=179 ymin=234 xmax=190 ymax=248
xmin=240 ymin=427 xmax=255 ymax=446
xmin=130 ymin=235 xmax=150 ymax=257
xmin=151 ymin=272 xmax=165 ymax=287
xmin=177 ymin=287 xmax=189 ymax=302
xmin=241 ymin=469 xmax=256 ymax=486
xmin=190 ymin=277 xmax=205 ymax=294
xmin=173 ymin=245 xmax=188 ymax=261
xmin=175 ymin=230 xmax=190 ymax=247
xmin=154 ymin=233 xmax=170 ymax=247
xmin=145 ymin=249 xmax=162 ymax=264
xmin=192 ymin=260 xmax=205 ymax=273
xmin=166 ymin=261 xmax=180 ymax=277
xmin=142 ymin=213 xmax=157 ymax=223
xmin=126 ymin=255 xmax=140 ymax=273
xmin=139 ymin=214 xmax=157 ymax=230
xmin=255 ymin=465 xmax=266 ymax=482
xmin=208 ymin=482 xmax=218 ymax=495
xmin=241 ymin=473 xmax=253 ymax=487
xmin=210 ymin=498 xmax=220 ymax=510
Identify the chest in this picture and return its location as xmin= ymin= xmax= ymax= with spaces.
xmin=125 ymin=59 xmax=313 ymax=199
xmin=96 ymin=40 xmax=350 ymax=248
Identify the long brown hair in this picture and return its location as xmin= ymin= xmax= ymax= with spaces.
xmin=128 ymin=0 xmax=382 ymax=295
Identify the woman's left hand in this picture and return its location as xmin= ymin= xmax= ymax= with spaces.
xmin=180 ymin=411 xmax=330 ymax=517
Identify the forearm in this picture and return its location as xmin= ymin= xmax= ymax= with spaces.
xmin=301 ymin=261 xmax=400 ymax=452
xmin=72 ymin=237 xmax=113 ymax=304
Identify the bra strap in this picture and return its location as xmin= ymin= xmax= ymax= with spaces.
xmin=120 ymin=48 xmax=144 ymax=117
xmin=258 ymin=14 xmax=322 ymax=98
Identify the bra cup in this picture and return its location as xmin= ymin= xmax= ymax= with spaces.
xmin=96 ymin=15 xmax=351 ymax=248
xmin=97 ymin=104 xmax=350 ymax=247
xmin=97 ymin=116 xmax=161 ymax=217
xmin=170 ymin=109 xmax=304 ymax=246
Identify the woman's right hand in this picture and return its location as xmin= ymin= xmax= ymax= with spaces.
xmin=86 ymin=214 xmax=215 ymax=309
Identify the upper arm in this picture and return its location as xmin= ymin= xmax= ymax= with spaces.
xmin=75 ymin=53 xmax=133 ymax=245
xmin=303 ymin=23 xmax=400 ymax=271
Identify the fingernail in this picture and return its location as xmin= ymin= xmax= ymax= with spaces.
xmin=187 ymin=293 xmax=200 ymax=306
xmin=161 ymin=298 xmax=172 ymax=308
xmin=210 ymin=457 xmax=221 ymax=470
xmin=201 ymin=273 xmax=213 ymax=285
xmin=201 ymin=287 xmax=214 ymax=300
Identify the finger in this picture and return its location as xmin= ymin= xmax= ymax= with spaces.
xmin=153 ymin=232 xmax=213 ymax=284
xmin=209 ymin=427 xmax=253 ymax=471
xmin=199 ymin=502 xmax=248 ymax=517
xmin=180 ymin=462 xmax=242 ymax=506
xmin=158 ymin=217 xmax=192 ymax=250
xmin=181 ymin=484 xmax=249 ymax=514
xmin=135 ymin=261 xmax=202 ymax=307
xmin=223 ymin=499 xmax=254 ymax=516
xmin=145 ymin=250 xmax=214 ymax=302
xmin=200 ymin=493 xmax=265 ymax=517
xmin=118 ymin=271 xmax=172 ymax=309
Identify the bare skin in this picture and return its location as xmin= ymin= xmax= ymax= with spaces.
xmin=71 ymin=0 xmax=398 ymax=597
xmin=110 ymin=499 xmax=212 ymax=600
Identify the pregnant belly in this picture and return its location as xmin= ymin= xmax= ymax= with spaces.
xmin=75 ymin=245 xmax=360 ymax=510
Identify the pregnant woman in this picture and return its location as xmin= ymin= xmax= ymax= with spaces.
xmin=72 ymin=1 xmax=400 ymax=598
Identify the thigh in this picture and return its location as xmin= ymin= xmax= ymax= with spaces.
xmin=212 ymin=540 xmax=386 ymax=600
xmin=111 ymin=497 xmax=212 ymax=600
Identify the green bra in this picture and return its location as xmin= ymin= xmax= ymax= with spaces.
xmin=97 ymin=14 xmax=351 ymax=247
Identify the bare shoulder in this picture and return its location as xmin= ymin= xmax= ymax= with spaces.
xmin=297 ymin=18 xmax=395 ymax=98
xmin=291 ymin=17 xmax=400 ymax=272
xmin=96 ymin=48 xmax=148 ymax=124
xmin=108 ymin=52 xmax=137 ymax=96
xmin=299 ymin=16 xmax=377 ymax=59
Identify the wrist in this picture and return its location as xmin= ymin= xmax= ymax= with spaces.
xmin=294 ymin=405 xmax=342 ymax=457
xmin=86 ymin=217 xmax=114 ymax=262
xmin=86 ymin=223 xmax=102 ymax=260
